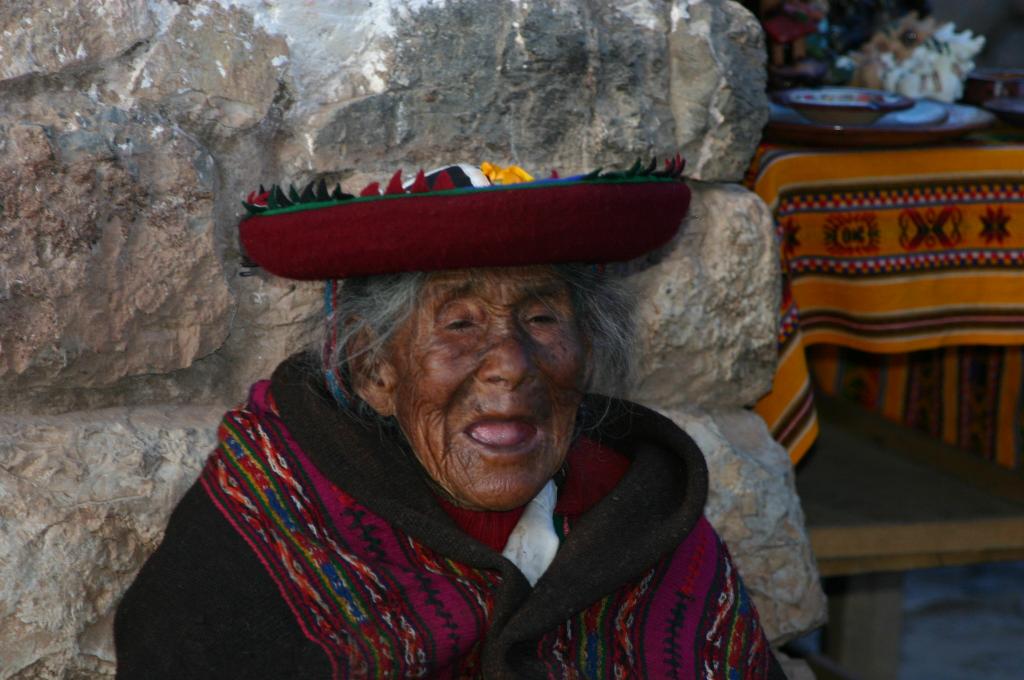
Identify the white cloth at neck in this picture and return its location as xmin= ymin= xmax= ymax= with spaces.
xmin=501 ymin=479 xmax=559 ymax=587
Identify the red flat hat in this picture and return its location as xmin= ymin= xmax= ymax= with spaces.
xmin=239 ymin=158 xmax=691 ymax=280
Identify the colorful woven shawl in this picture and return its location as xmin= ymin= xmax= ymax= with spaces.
xmin=200 ymin=381 xmax=777 ymax=678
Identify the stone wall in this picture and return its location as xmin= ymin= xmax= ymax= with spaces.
xmin=0 ymin=1 xmax=824 ymax=676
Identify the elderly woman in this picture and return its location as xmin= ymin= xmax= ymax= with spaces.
xmin=115 ymin=161 xmax=785 ymax=679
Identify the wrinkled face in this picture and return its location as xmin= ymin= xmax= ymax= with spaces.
xmin=355 ymin=266 xmax=587 ymax=511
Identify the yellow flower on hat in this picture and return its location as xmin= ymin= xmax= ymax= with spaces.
xmin=480 ymin=162 xmax=534 ymax=185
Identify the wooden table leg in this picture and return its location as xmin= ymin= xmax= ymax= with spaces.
xmin=824 ymin=573 xmax=905 ymax=680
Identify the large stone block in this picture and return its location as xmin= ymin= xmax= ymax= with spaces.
xmin=0 ymin=406 xmax=218 ymax=679
xmin=669 ymin=0 xmax=769 ymax=182
xmin=218 ymin=0 xmax=763 ymax=183
xmin=657 ymin=406 xmax=827 ymax=643
xmin=629 ymin=181 xmax=780 ymax=410
xmin=0 ymin=99 xmax=233 ymax=407
xmin=292 ymin=0 xmax=675 ymax=183
xmin=0 ymin=0 xmax=154 ymax=83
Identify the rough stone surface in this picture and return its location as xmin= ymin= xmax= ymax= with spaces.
xmin=0 ymin=97 xmax=233 ymax=407
xmin=0 ymin=407 xmax=219 ymax=680
xmin=669 ymin=0 xmax=770 ymax=182
xmin=657 ymin=405 xmax=827 ymax=643
xmin=290 ymin=0 xmax=677 ymax=184
xmin=129 ymin=3 xmax=289 ymax=139
xmin=0 ymin=0 xmax=154 ymax=83
xmin=213 ymin=0 xmax=766 ymax=184
xmin=216 ymin=276 xmax=323 ymax=402
xmin=628 ymin=181 xmax=780 ymax=409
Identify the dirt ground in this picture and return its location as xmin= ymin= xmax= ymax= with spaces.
xmin=900 ymin=560 xmax=1024 ymax=680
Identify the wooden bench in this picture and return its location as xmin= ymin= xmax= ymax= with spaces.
xmin=790 ymin=396 xmax=1024 ymax=680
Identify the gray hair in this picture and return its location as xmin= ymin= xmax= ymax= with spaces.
xmin=322 ymin=265 xmax=636 ymax=421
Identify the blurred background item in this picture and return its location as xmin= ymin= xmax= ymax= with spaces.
xmin=841 ymin=13 xmax=984 ymax=102
xmin=758 ymin=1 xmax=831 ymax=87
xmin=746 ymin=0 xmax=1023 ymax=101
xmin=963 ymin=68 xmax=1024 ymax=106
xmin=928 ymin=0 xmax=1024 ymax=69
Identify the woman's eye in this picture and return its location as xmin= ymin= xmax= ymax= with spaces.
xmin=527 ymin=313 xmax=558 ymax=325
xmin=445 ymin=319 xmax=474 ymax=331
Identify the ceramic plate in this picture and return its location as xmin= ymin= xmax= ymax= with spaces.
xmin=984 ymin=97 xmax=1024 ymax=128
xmin=765 ymin=100 xmax=994 ymax=147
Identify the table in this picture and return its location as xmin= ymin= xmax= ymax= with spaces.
xmin=748 ymin=138 xmax=1024 ymax=468
xmin=794 ymin=394 xmax=1024 ymax=680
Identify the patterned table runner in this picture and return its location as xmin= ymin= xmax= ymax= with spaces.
xmin=748 ymin=139 xmax=1024 ymax=468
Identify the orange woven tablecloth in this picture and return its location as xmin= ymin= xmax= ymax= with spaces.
xmin=748 ymin=139 xmax=1024 ymax=468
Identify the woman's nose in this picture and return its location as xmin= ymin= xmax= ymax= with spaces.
xmin=477 ymin=331 xmax=532 ymax=388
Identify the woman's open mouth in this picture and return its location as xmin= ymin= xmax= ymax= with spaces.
xmin=465 ymin=419 xmax=539 ymax=450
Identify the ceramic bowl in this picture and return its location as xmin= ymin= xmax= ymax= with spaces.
xmin=773 ymin=87 xmax=914 ymax=126
xmin=964 ymin=69 xmax=1024 ymax=106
